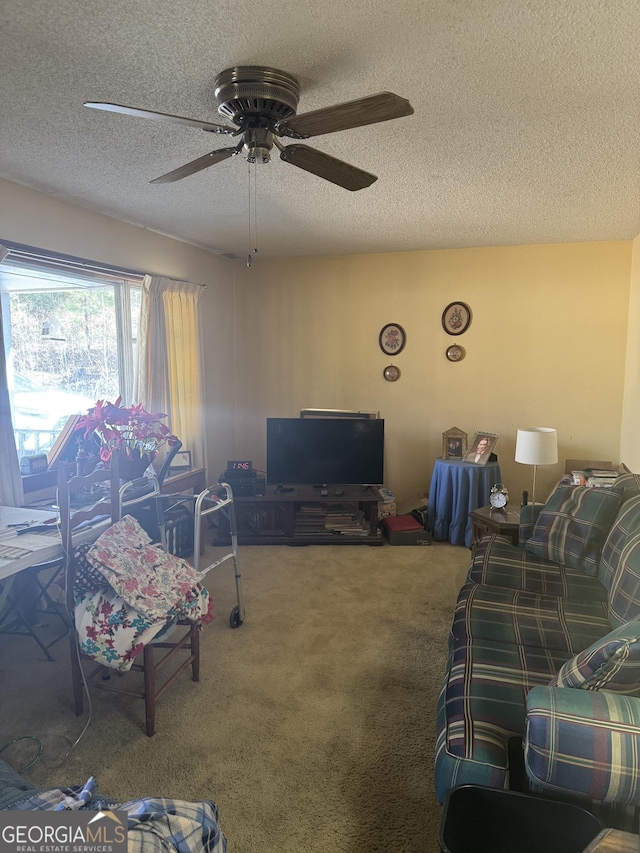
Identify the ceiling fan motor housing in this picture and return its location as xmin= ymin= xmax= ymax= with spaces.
xmin=214 ymin=66 xmax=301 ymax=127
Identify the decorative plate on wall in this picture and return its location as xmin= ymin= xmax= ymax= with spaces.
xmin=446 ymin=344 xmax=466 ymax=362
xmin=379 ymin=323 xmax=406 ymax=355
xmin=442 ymin=302 xmax=472 ymax=336
xmin=383 ymin=364 xmax=401 ymax=382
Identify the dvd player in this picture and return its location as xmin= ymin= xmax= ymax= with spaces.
xmin=218 ymin=472 xmax=265 ymax=496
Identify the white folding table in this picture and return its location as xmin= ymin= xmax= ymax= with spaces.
xmin=0 ymin=506 xmax=109 ymax=659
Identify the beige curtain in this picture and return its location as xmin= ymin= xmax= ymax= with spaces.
xmin=0 ymin=245 xmax=25 ymax=505
xmin=135 ymin=275 xmax=205 ymax=471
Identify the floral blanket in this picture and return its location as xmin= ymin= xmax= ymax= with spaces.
xmin=74 ymin=515 xmax=213 ymax=672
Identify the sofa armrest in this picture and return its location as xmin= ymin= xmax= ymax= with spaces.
xmin=524 ymin=685 xmax=640 ymax=805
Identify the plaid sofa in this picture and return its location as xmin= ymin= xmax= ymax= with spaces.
xmin=435 ymin=472 xmax=640 ymax=823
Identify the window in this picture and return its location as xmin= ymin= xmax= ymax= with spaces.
xmin=0 ymin=245 xmax=142 ymax=459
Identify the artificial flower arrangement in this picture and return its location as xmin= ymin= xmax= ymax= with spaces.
xmin=75 ymin=397 xmax=177 ymax=464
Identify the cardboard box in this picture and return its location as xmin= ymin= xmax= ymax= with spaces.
xmin=381 ymin=514 xmax=431 ymax=546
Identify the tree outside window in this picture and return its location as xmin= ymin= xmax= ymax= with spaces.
xmin=1 ymin=264 xmax=140 ymax=458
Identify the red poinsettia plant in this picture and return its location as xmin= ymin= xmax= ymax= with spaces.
xmin=75 ymin=397 xmax=177 ymax=463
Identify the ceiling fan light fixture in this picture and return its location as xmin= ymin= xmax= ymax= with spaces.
xmin=246 ymin=147 xmax=271 ymax=165
xmin=243 ymin=127 xmax=273 ymax=164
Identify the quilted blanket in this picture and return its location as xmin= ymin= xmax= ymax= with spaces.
xmin=74 ymin=515 xmax=213 ymax=672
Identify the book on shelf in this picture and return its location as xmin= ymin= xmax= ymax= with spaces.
xmin=324 ymin=508 xmax=366 ymax=533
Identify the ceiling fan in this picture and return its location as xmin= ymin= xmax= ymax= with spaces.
xmin=84 ymin=66 xmax=414 ymax=191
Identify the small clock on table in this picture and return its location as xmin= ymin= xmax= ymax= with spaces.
xmin=489 ymin=483 xmax=509 ymax=510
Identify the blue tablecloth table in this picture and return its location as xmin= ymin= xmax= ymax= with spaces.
xmin=427 ymin=458 xmax=502 ymax=547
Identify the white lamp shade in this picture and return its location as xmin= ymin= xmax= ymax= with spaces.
xmin=515 ymin=427 xmax=558 ymax=466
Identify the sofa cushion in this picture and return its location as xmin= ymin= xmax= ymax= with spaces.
xmin=611 ymin=472 xmax=640 ymax=504
xmin=434 ymin=638 xmax=569 ymax=802
xmin=468 ymin=534 xmax=607 ymax=600
xmin=606 ymin=530 xmax=640 ymax=628
xmin=524 ymin=485 xmax=621 ymax=576
xmin=525 ymin=685 xmax=640 ymax=805
xmin=550 ymin=620 xmax=640 ymax=693
xmin=598 ymin=493 xmax=640 ymax=603
xmin=451 ymin=581 xmax=610 ymax=654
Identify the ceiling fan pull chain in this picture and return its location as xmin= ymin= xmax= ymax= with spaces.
xmin=246 ymin=161 xmax=259 ymax=267
xmin=253 ymin=163 xmax=258 ymax=258
xmin=247 ymin=162 xmax=253 ymax=268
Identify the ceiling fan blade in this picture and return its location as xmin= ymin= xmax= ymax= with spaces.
xmin=150 ymin=146 xmax=240 ymax=184
xmin=277 ymin=92 xmax=413 ymax=138
xmin=279 ymin=144 xmax=377 ymax=191
xmin=84 ymin=102 xmax=235 ymax=135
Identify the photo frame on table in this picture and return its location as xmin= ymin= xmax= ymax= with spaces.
xmin=464 ymin=432 xmax=499 ymax=466
xmin=378 ymin=323 xmax=406 ymax=355
xmin=169 ymin=450 xmax=192 ymax=470
xmin=442 ymin=426 xmax=468 ymax=460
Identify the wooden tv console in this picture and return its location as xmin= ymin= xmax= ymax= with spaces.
xmin=212 ymin=485 xmax=383 ymax=546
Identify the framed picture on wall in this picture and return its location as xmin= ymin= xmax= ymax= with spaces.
xmin=442 ymin=302 xmax=472 ymax=336
xmin=378 ymin=323 xmax=406 ymax=355
xmin=464 ymin=432 xmax=499 ymax=466
xmin=442 ymin=426 xmax=468 ymax=460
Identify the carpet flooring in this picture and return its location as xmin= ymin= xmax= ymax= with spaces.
xmin=0 ymin=540 xmax=470 ymax=852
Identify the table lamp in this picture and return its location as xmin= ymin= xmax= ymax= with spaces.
xmin=515 ymin=427 xmax=558 ymax=507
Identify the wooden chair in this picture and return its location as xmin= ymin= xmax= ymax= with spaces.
xmin=58 ymin=460 xmax=201 ymax=736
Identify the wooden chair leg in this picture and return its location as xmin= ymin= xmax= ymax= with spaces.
xmin=143 ymin=644 xmax=156 ymax=737
xmin=69 ymin=633 xmax=84 ymax=715
xmin=191 ymin=624 xmax=200 ymax=682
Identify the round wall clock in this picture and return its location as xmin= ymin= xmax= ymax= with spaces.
xmin=379 ymin=323 xmax=406 ymax=355
xmin=446 ymin=344 xmax=466 ymax=362
xmin=442 ymin=302 xmax=472 ymax=336
xmin=383 ymin=364 xmax=401 ymax=382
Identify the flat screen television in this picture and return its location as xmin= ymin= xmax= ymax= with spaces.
xmin=266 ymin=417 xmax=384 ymax=486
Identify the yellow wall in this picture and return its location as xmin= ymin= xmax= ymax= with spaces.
xmin=621 ymin=233 xmax=640 ymax=471
xmin=0 ymin=179 xmax=237 ymax=481
xmin=1 ymin=179 xmax=634 ymax=509
xmin=233 ymin=242 xmax=632 ymax=509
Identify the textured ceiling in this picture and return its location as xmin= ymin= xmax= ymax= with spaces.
xmin=1 ymin=0 xmax=640 ymax=260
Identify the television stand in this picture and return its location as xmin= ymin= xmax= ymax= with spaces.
xmin=211 ymin=485 xmax=383 ymax=546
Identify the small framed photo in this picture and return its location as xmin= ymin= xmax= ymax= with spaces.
xmin=442 ymin=427 xmax=468 ymax=460
xmin=464 ymin=432 xmax=499 ymax=466
xmin=379 ymin=323 xmax=406 ymax=355
xmin=170 ymin=450 xmax=192 ymax=470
